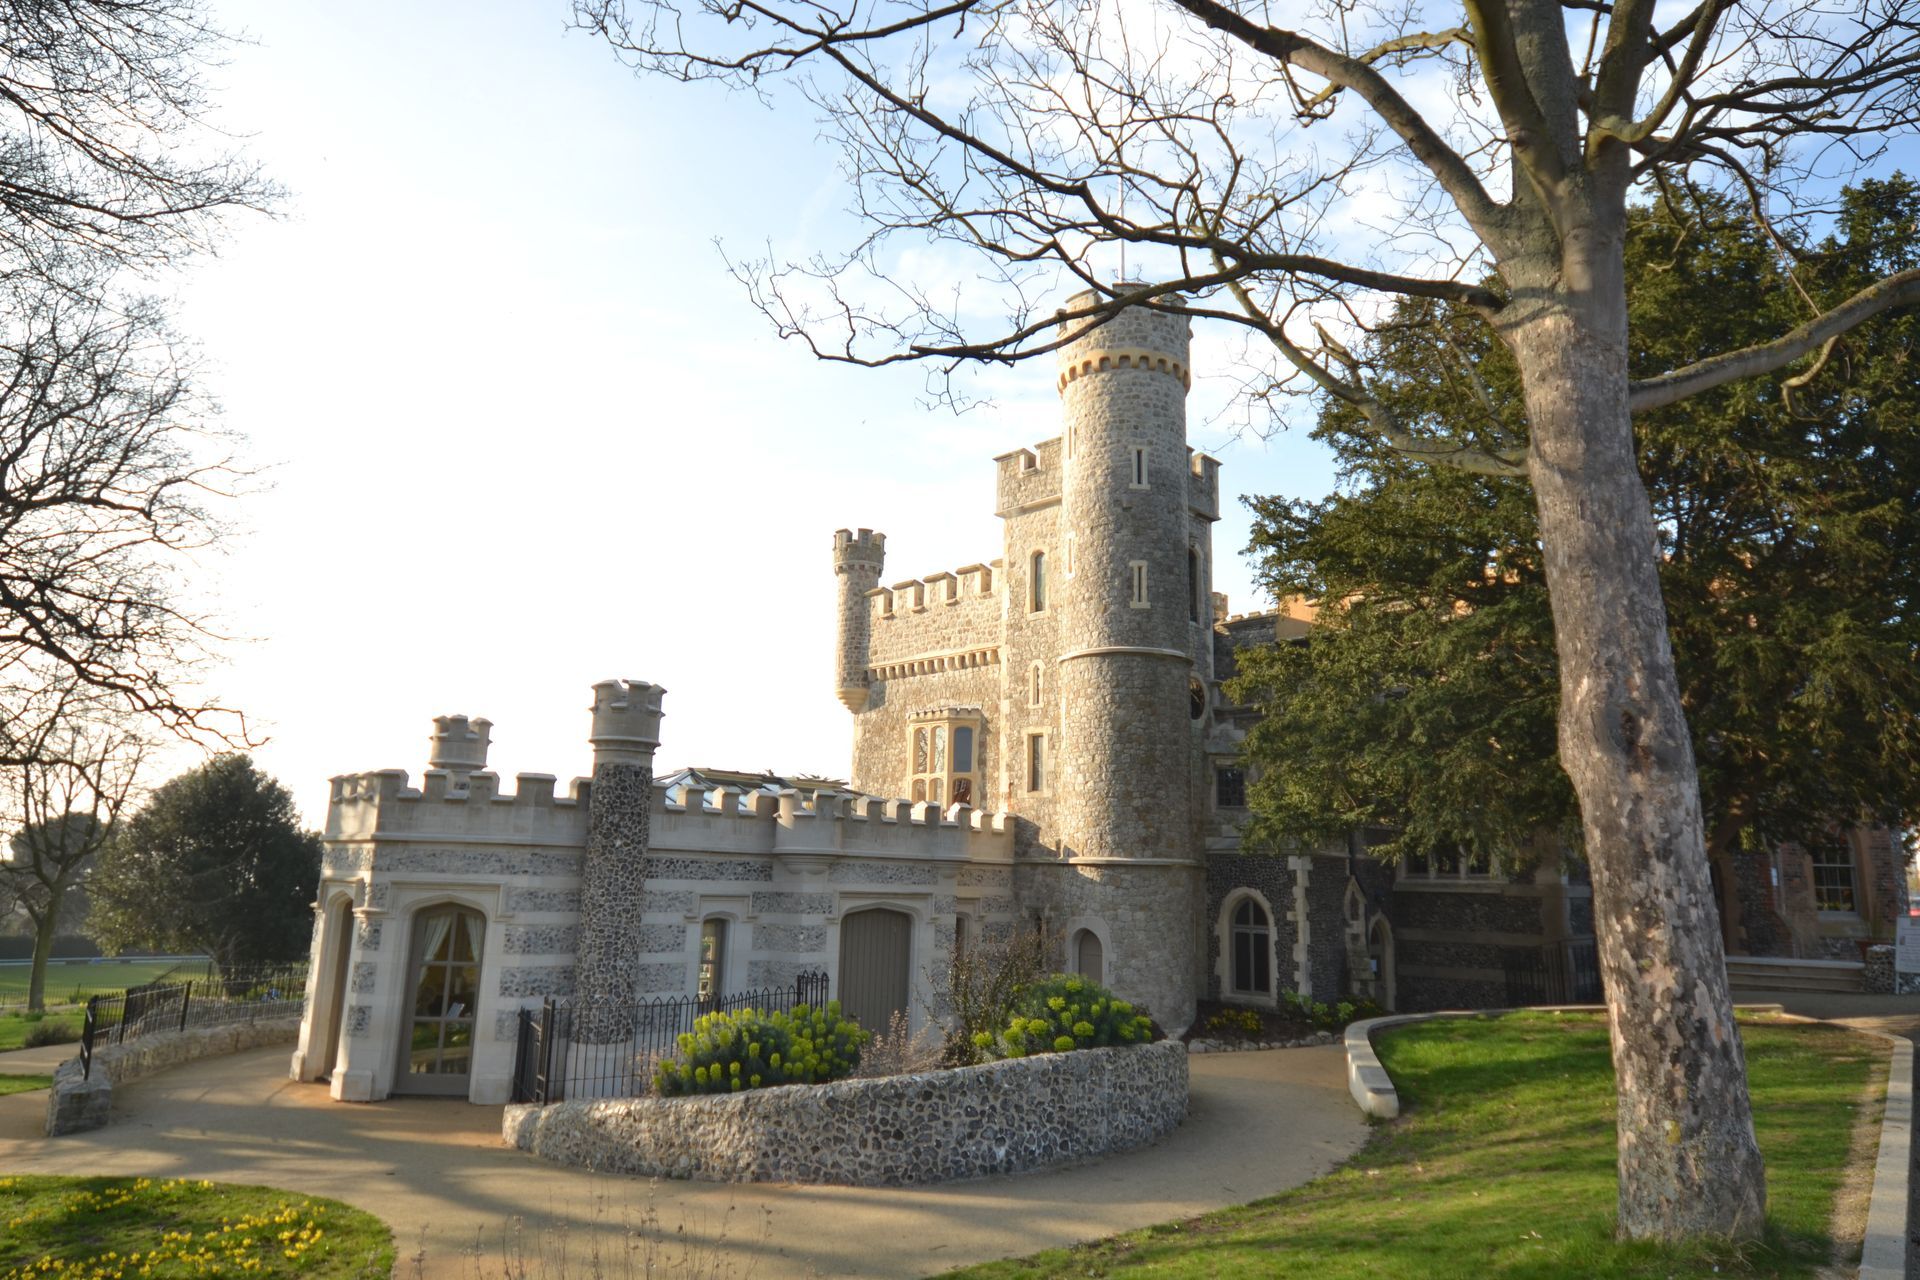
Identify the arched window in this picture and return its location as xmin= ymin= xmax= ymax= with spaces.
xmin=1030 ymin=550 xmax=1048 ymax=611
xmin=1074 ymin=929 xmax=1105 ymax=983
xmin=1029 ymin=662 xmax=1044 ymax=707
xmin=1230 ymin=898 xmax=1271 ymax=996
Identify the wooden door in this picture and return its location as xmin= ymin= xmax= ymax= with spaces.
xmin=838 ymin=909 xmax=911 ymax=1034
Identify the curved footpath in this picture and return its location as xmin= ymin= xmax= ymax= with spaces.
xmin=0 ymin=1043 xmax=1365 ymax=1279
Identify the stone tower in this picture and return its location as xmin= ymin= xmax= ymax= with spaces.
xmin=573 ymin=678 xmax=665 ymax=1046
xmin=832 ymin=528 xmax=886 ymax=712
xmin=1040 ymin=289 xmax=1202 ymax=1029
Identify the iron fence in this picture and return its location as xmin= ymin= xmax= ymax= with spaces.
xmin=512 ymin=971 xmax=830 ymax=1104
xmin=80 ymin=963 xmax=309 ymax=1078
xmin=1502 ymin=939 xmax=1603 ymax=1007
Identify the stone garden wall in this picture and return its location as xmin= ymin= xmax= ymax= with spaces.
xmin=503 ymin=1040 xmax=1188 ymax=1185
xmin=45 ymin=1017 xmax=303 ymax=1136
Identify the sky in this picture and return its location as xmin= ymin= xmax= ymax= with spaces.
xmin=165 ymin=1 xmax=1341 ymax=822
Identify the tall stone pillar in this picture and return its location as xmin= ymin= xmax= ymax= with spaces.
xmin=833 ymin=528 xmax=886 ymax=712
xmin=1048 ymin=290 xmax=1202 ymax=1030
xmin=573 ymin=679 xmax=664 ymax=1043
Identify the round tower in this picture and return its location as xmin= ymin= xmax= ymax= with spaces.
xmin=1047 ymin=289 xmax=1201 ymax=1029
xmin=832 ymin=528 xmax=886 ymax=712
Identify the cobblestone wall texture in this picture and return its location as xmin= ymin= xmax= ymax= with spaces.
xmin=503 ymin=1040 xmax=1187 ymax=1185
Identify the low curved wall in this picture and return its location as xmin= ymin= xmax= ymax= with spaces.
xmin=45 ymin=1016 xmax=302 ymax=1136
xmin=504 ymin=1040 xmax=1188 ymax=1185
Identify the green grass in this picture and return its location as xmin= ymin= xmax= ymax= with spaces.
xmin=0 ymin=1176 xmax=394 ymax=1278
xmin=0 ymin=1076 xmax=50 ymax=1096
xmin=941 ymin=1012 xmax=1884 ymax=1280
xmin=0 ymin=1012 xmax=83 ymax=1052
xmin=0 ymin=960 xmax=194 ymax=1003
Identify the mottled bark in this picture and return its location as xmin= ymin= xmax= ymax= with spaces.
xmin=26 ymin=886 xmax=62 ymax=1014
xmin=1510 ymin=225 xmax=1767 ymax=1240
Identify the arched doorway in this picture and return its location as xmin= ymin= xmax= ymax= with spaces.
xmin=839 ymin=908 xmax=911 ymax=1034
xmin=396 ymin=904 xmax=485 ymax=1096
xmin=1229 ymin=897 xmax=1272 ymax=997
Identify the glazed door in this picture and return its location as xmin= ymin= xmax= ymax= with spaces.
xmin=838 ymin=908 xmax=911 ymax=1035
xmin=396 ymin=905 xmax=484 ymax=1096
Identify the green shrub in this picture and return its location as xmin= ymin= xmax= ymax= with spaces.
xmin=1279 ymin=990 xmax=1385 ymax=1031
xmin=653 ymin=1001 xmax=871 ymax=1096
xmin=973 ymin=974 xmax=1152 ymax=1060
xmin=23 ymin=1019 xmax=80 ymax=1048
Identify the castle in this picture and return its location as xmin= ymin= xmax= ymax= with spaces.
xmin=293 ymin=292 xmax=1906 ymax=1105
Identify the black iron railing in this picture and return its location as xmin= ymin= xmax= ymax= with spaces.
xmin=512 ymin=971 xmax=829 ymax=1104
xmin=1502 ymin=940 xmax=1603 ymax=1007
xmin=79 ymin=963 xmax=308 ymax=1078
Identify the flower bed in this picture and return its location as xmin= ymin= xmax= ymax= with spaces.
xmin=503 ymin=1039 xmax=1187 ymax=1186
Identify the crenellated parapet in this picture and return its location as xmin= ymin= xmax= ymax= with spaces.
xmin=325 ymin=769 xmax=590 ymax=845
xmin=994 ymin=436 xmax=1063 ymax=517
xmin=869 ymin=562 xmax=997 ymax=618
xmin=652 ymin=784 xmax=1012 ymax=863
xmin=1188 ymin=451 xmax=1221 ymax=522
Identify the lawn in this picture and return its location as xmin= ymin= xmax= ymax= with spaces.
xmin=0 ymin=1176 xmax=395 ymax=1279
xmin=0 ymin=960 xmax=196 ymax=1004
xmin=0 ymin=1012 xmax=83 ymax=1052
xmin=940 ymin=1012 xmax=1885 ymax=1280
xmin=0 ymin=1076 xmax=50 ymax=1096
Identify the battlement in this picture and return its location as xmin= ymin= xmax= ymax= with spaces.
xmin=325 ymin=768 xmax=592 ymax=844
xmin=870 ymin=562 xmax=997 ymax=617
xmin=995 ymin=436 xmax=1063 ymax=516
xmin=1055 ymin=286 xmax=1191 ymax=390
xmin=590 ymin=679 xmax=665 ymax=769
xmin=325 ymin=767 xmax=1013 ymax=864
xmin=832 ymin=528 xmax=886 ymax=571
xmin=1187 ymin=450 xmax=1220 ymax=521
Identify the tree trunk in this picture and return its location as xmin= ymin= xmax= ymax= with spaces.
xmin=27 ymin=887 xmax=62 ymax=1014
xmin=1510 ymin=236 xmax=1767 ymax=1240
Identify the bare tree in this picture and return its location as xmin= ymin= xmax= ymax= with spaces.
xmin=0 ymin=0 xmax=269 ymax=758
xmin=574 ymin=0 xmax=1920 ymax=1239
xmin=0 ymin=684 xmax=148 ymax=1011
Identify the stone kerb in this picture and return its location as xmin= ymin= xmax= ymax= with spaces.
xmin=45 ymin=1016 xmax=303 ymax=1136
xmin=503 ymin=1040 xmax=1187 ymax=1185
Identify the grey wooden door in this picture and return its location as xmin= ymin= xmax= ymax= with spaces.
xmin=838 ymin=908 xmax=911 ymax=1034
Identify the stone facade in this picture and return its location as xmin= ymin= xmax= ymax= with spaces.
xmin=294 ymin=290 xmax=1912 ymax=1114
xmin=502 ymin=1040 xmax=1188 ymax=1185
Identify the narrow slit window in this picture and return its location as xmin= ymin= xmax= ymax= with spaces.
xmin=1130 ymin=446 xmax=1148 ymax=488
xmin=1129 ymin=561 xmax=1149 ymax=608
xmin=1029 ymin=662 xmax=1044 ymax=707
xmin=1030 ymin=550 xmax=1048 ymax=612
xmin=1065 ymin=532 xmax=1076 ymax=576
xmin=1188 ymin=548 xmax=1200 ymax=622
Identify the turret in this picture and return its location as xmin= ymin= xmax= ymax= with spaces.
xmin=427 ymin=714 xmax=492 ymax=786
xmin=589 ymin=679 xmax=664 ymax=771
xmin=574 ymin=678 xmax=665 ymax=1058
xmin=832 ymin=528 xmax=886 ymax=712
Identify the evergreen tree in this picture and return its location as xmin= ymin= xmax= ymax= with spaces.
xmin=88 ymin=756 xmax=320 ymax=970
xmin=1232 ymin=182 xmax=1920 ymax=888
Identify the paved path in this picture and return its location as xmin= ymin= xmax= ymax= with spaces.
xmin=0 ymin=1043 xmax=1365 ymax=1278
xmin=0 ymin=1043 xmax=75 ymax=1075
